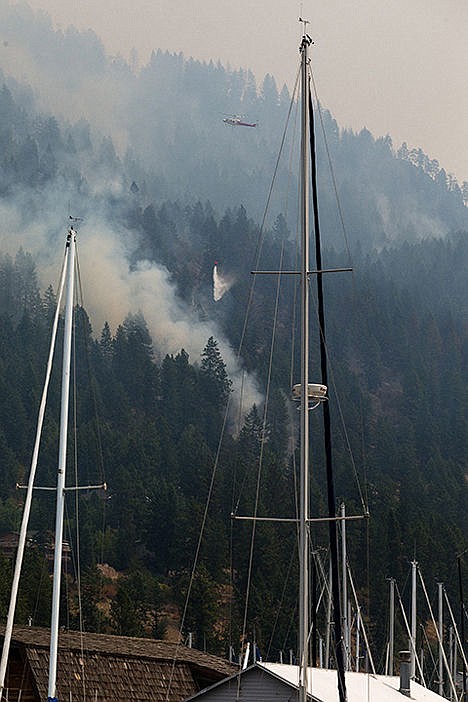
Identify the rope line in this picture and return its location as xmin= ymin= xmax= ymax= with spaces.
xmin=240 ymin=240 xmax=286 ymax=661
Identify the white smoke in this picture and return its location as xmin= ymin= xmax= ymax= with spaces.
xmin=213 ymin=263 xmax=234 ymax=301
xmin=0 ymin=192 xmax=262 ymax=421
xmin=376 ymin=192 xmax=446 ymax=242
xmin=0 ymin=0 xmax=263 ymax=421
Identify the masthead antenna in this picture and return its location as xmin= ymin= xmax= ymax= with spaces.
xmin=298 ymin=16 xmax=309 ymax=32
xmin=298 ymin=17 xmax=313 ymax=47
xmin=69 ymin=215 xmax=84 ymax=229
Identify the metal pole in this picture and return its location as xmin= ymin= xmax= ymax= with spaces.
xmin=298 ymin=31 xmax=311 ymax=702
xmin=0 ymin=250 xmax=67 ymax=698
xmin=48 ymin=228 xmax=76 ymax=702
xmin=325 ymin=558 xmax=332 ymax=669
xmin=308 ymin=33 xmax=348 ymax=702
xmin=458 ymin=553 xmax=467 ymax=702
xmin=438 ymin=582 xmax=444 ymax=697
xmin=355 ymin=607 xmax=360 ymax=673
xmin=388 ymin=578 xmax=395 ymax=675
xmin=449 ymin=626 xmax=454 ymax=702
xmin=341 ymin=503 xmax=348 ymax=670
xmin=411 ymin=561 xmax=417 ymax=679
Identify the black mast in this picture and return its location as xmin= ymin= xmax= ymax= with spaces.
xmin=308 ymin=85 xmax=348 ymax=702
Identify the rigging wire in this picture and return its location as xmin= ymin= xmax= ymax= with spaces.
xmin=309 ymin=62 xmax=370 ymax=510
xmin=286 ymin=80 xmax=302 ymax=611
xmin=31 ymin=552 xmax=51 ymax=624
xmin=58 ymin=237 xmax=108 ymax=701
xmin=74 ymin=246 xmax=108 ymax=627
xmin=307 ymin=280 xmax=368 ymax=515
xmin=307 ymin=61 xmax=368 ymax=517
xmin=418 ymin=569 xmax=458 ymax=700
xmin=262 ymin=64 xmax=304 ymax=665
xmin=308 ymin=66 xmax=347 ymax=702
xmin=346 ymin=561 xmax=376 ymax=674
xmin=228 ymin=368 xmax=246 ymax=660
xmin=233 ymin=65 xmax=309 ymax=671
xmin=309 ymin=60 xmax=374 ymax=690
xmin=309 ymin=65 xmax=373 ymax=665
xmin=309 ymin=67 xmax=354 ymax=271
xmin=419 ymin=623 xmax=437 ymax=687
xmin=235 ymin=65 xmax=300 ymax=361
xmin=239 ymin=240 xmax=286 ymax=661
xmin=75 ymin=250 xmax=107 ymax=494
xmin=165 ymin=393 xmax=233 ymax=701
xmin=166 ymin=67 xmax=303 ymax=698
xmin=443 ymin=588 xmax=468 ymax=671
xmin=71 ymin=247 xmax=87 ymax=701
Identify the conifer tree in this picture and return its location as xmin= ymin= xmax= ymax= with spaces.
xmin=200 ymin=337 xmax=232 ymax=407
xmin=199 ymin=337 xmax=232 ymax=446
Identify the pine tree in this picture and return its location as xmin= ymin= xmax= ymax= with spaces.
xmin=199 ymin=337 xmax=232 ymax=446
xmin=99 ymin=321 xmax=113 ymax=361
xmin=200 ymin=337 xmax=232 ymax=407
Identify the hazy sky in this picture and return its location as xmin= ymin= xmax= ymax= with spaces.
xmin=16 ymin=0 xmax=468 ymax=182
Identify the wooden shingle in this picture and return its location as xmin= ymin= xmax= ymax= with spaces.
xmin=1 ymin=627 xmax=236 ymax=702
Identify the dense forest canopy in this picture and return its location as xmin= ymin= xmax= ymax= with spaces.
xmin=0 ymin=1 xmax=466 ymax=686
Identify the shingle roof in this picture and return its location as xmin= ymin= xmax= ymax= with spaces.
xmin=7 ymin=627 xmax=233 ymax=671
xmin=2 ymin=627 xmax=236 ymax=702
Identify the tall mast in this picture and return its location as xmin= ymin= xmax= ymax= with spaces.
xmin=438 ymin=581 xmax=444 ymax=697
xmin=298 ymin=29 xmax=311 ymax=702
xmin=341 ymin=502 xmax=349 ymax=669
xmin=410 ymin=560 xmax=417 ymax=680
xmin=0 ymin=244 xmax=68 ymax=700
xmin=48 ymin=227 xmax=76 ymax=702
xmin=458 ymin=551 xmax=467 ymax=702
xmin=307 ymin=25 xmax=348 ymax=702
xmin=387 ymin=577 xmax=395 ymax=675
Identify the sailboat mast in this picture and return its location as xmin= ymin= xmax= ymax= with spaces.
xmin=307 ymin=29 xmax=348 ymax=702
xmin=438 ymin=581 xmax=444 ymax=697
xmin=410 ymin=560 xmax=417 ymax=680
xmin=341 ymin=502 xmax=349 ymax=669
xmin=0 ymin=250 xmax=68 ymax=699
xmin=48 ymin=227 xmax=76 ymax=702
xmin=387 ymin=577 xmax=395 ymax=675
xmin=298 ymin=30 xmax=311 ymax=702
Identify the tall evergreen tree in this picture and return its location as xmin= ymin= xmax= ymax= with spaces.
xmin=199 ymin=337 xmax=232 ymax=446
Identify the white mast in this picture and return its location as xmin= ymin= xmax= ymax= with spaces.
xmin=325 ymin=558 xmax=332 ymax=669
xmin=387 ymin=577 xmax=395 ymax=675
xmin=355 ymin=607 xmax=360 ymax=673
xmin=438 ymin=581 xmax=444 ymax=697
xmin=340 ymin=502 xmax=349 ymax=669
xmin=298 ymin=26 xmax=311 ymax=702
xmin=0 ymin=246 xmax=68 ymax=699
xmin=48 ymin=227 xmax=76 ymax=702
xmin=449 ymin=626 xmax=455 ymax=702
xmin=410 ymin=560 xmax=417 ymax=679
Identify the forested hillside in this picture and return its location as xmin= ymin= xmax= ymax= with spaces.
xmin=0 ymin=230 xmax=466 ymax=661
xmin=0 ymin=0 xmax=466 ymax=678
xmin=1 ymin=0 xmax=468 ymax=243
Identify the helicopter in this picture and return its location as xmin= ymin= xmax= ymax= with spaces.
xmin=222 ymin=114 xmax=257 ymax=128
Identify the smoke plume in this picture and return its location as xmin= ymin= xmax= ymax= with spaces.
xmin=0 ymin=189 xmax=262 ymax=421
